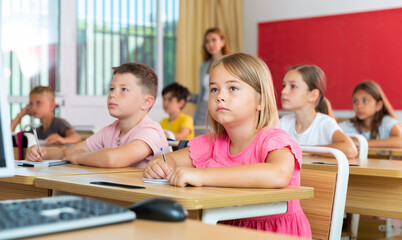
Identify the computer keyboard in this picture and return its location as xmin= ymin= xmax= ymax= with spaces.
xmin=0 ymin=195 xmax=136 ymax=239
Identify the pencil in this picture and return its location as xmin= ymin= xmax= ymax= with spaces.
xmin=160 ymin=147 xmax=166 ymax=163
xmin=32 ymin=128 xmax=43 ymax=161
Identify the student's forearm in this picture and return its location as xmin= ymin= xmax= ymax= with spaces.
xmin=323 ymin=142 xmax=358 ymax=159
xmin=368 ymin=137 xmax=402 ymax=148
xmin=10 ymin=114 xmax=23 ymax=132
xmin=173 ymin=128 xmax=191 ymax=141
xmin=199 ymin=163 xmax=291 ymax=188
xmin=44 ymin=148 xmax=66 ymax=160
xmin=74 ymin=150 xmax=116 ymax=167
xmin=166 ymin=148 xmax=193 ymax=168
xmin=74 ymin=148 xmax=133 ymax=168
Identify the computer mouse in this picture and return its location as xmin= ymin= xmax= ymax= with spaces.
xmin=129 ymin=197 xmax=188 ymax=222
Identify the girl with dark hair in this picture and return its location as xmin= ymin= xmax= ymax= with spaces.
xmin=280 ymin=64 xmax=357 ymax=158
xmin=339 ymin=80 xmax=402 ymax=148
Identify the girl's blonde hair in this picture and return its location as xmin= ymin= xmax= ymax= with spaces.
xmin=202 ymin=27 xmax=231 ymax=62
xmin=206 ymin=53 xmax=278 ymax=136
xmin=350 ymin=80 xmax=395 ymax=139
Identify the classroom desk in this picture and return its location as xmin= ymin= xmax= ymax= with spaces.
xmin=302 ymin=156 xmax=402 ymax=219
xmin=368 ymin=147 xmax=402 ymax=159
xmin=34 ymin=172 xmax=314 ymax=224
xmin=25 ymin=219 xmax=308 ymax=240
xmin=0 ymin=164 xmax=142 ymax=201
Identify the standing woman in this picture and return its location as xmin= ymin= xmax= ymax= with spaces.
xmin=191 ymin=28 xmax=231 ymax=134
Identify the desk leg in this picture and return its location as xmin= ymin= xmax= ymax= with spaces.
xmin=386 ymin=218 xmax=393 ymax=237
xmin=52 ymin=190 xmax=71 ymax=196
xmin=201 ymin=201 xmax=287 ymax=225
xmin=350 ymin=213 xmax=360 ymax=240
xmin=188 ymin=210 xmax=203 ymax=220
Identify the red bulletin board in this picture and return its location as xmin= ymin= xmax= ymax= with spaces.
xmin=258 ymin=8 xmax=402 ymax=109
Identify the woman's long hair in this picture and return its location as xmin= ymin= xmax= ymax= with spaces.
xmin=202 ymin=27 xmax=231 ymax=62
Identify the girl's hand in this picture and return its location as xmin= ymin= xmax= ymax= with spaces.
xmin=167 ymin=167 xmax=204 ymax=187
xmin=25 ymin=145 xmax=46 ymax=162
xmin=46 ymin=134 xmax=65 ymax=145
xmin=144 ymin=156 xmax=173 ymax=179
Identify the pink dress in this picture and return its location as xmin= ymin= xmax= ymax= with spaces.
xmin=188 ymin=128 xmax=312 ymax=238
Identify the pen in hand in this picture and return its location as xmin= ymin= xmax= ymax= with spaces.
xmin=32 ymin=128 xmax=44 ymax=161
xmin=160 ymin=147 xmax=167 ymax=163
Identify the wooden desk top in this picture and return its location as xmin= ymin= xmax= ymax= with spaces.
xmin=302 ymin=155 xmax=402 ymax=178
xmin=25 ymin=219 xmax=307 ymax=240
xmin=35 ymin=172 xmax=314 ymax=210
xmin=0 ymin=165 xmax=143 ymax=185
xmin=368 ymin=147 xmax=402 ymax=157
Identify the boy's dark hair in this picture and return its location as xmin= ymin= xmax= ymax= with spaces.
xmin=162 ymin=83 xmax=190 ymax=109
xmin=112 ymin=63 xmax=158 ymax=98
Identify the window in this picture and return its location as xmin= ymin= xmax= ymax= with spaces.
xmin=1 ymin=0 xmax=60 ymax=131
xmin=76 ymin=0 xmax=179 ymax=96
xmin=1 ymin=0 xmax=179 ymax=130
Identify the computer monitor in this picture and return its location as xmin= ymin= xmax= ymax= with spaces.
xmin=0 ymin=11 xmax=15 ymax=178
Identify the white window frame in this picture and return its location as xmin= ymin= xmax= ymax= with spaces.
xmin=59 ymin=0 xmax=166 ymax=130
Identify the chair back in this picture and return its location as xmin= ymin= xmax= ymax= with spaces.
xmin=24 ymin=132 xmax=37 ymax=147
xmin=300 ymin=146 xmax=349 ymax=240
xmin=163 ymin=129 xmax=175 ymax=141
xmin=168 ymin=140 xmax=189 ymax=151
xmin=73 ymin=125 xmax=96 ymax=140
xmin=345 ymin=133 xmax=368 ymax=160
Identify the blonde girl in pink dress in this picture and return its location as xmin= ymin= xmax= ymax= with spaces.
xmin=144 ymin=53 xmax=312 ymax=238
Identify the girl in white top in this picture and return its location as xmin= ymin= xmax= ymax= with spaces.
xmin=339 ymin=81 xmax=402 ymax=148
xmin=280 ymin=64 xmax=357 ymax=158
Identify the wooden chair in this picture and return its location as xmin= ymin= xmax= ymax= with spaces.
xmin=194 ymin=125 xmax=211 ymax=137
xmin=73 ymin=125 xmax=96 ymax=140
xmin=163 ymin=130 xmax=176 ymax=152
xmin=344 ymin=133 xmax=369 ymax=239
xmin=346 ymin=133 xmax=368 ymax=160
xmin=163 ymin=129 xmax=176 ymax=141
xmin=12 ymin=132 xmax=36 ymax=160
xmin=378 ymin=234 xmax=402 ymax=240
xmin=300 ymin=146 xmax=349 ymax=240
xmin=167 ymin=140 xmax=189 ymax=151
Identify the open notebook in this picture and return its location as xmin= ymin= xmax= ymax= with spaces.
xmin=143 ymin=178 xmax=170 ymax=185
xmin=16 ymin=160 xmax=70 ymax=167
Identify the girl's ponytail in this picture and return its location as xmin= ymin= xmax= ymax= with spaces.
xmin=315 ymin=96 xmax=328 ymax=115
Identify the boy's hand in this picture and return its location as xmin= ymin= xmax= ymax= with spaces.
xmin=46 ymin=134 xmax=65 ymax=145
xmin=25 ymin=145 xmax=46 ymax=162
xmin=20 ymin=105 xmax=32 ymax=117
xmin=62 ymin=152 xmax=83 ymax=165
xmin=144 ymin=156 xmax=173 ymax=179
xmin=167 ymin=167 xmax=204 ymax=187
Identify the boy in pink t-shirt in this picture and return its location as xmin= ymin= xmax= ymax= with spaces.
xmin=26 ymin=63 xmax=168 ymax=168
